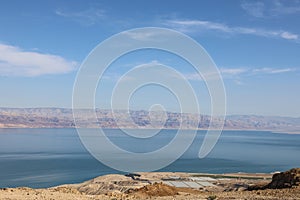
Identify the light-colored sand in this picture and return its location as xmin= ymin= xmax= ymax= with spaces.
xmin=1 ymin=185 xmax=300 ymax=200
xmin=1 ymin=172 xmax=299 ymax=200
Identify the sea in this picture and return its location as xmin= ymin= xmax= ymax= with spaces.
xmin=0 ymin=128 xmax=299 ymax=188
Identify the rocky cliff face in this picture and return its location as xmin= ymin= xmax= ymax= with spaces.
xmin=267 ymin=168 xmax=300 ymax=189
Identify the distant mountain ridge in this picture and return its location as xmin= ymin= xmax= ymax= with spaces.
xmin=0 ymin=107 xmax=299 ymax=132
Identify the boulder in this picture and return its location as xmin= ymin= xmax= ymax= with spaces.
xmin=267 ymin=168 xmax=300 ymax=189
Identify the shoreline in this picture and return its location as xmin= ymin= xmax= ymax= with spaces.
xmin=0 ymin=126 xmax=299 ymax=134
xmin=0 ymin=171 xmax=274 ymax=189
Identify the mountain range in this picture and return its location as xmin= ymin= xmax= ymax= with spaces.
xmin=0 ymin=108 xmax=299 ymax=133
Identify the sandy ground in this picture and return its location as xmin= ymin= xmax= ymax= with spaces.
xmin=1 ymin=185 xmax=300 ymax=200
xmin=1 ymin=172 xmax=299 ymax=200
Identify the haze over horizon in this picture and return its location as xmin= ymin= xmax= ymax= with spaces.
xmin=0 ymin=0 xmax=299 ymax=117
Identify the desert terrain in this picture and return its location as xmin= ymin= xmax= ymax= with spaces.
xmin=1 ymin=168 xmax=300 ymax=200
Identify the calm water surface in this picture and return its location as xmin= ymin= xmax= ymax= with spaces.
xmin=0 ymin=128 xmax=299 ymax=188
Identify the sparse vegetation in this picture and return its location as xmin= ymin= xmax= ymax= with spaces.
xmin=207 ymin=195 xmax=217 ymax=200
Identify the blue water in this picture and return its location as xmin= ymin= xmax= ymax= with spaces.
xmin=0 ymin=128 xmax=299 ymax=188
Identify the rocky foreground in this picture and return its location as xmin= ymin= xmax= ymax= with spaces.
xmin=1 ymin=169 xmax=300 ymax=200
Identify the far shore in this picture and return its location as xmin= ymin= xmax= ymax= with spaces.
xmin=0 ymin=126 xmax=299 ymax=134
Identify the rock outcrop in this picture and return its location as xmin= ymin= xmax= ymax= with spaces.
xmin=267 ymin=168 xmax=300 ymax=189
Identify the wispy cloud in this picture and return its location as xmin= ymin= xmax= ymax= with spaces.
xmin=183 ymin=73 xmax=203 ymax=81
xmin=99 ymin=56 xmax=298 ymax=89
xmin=220 ymin=68 xmax=248 ymax=75
xmin=121 ymin=31 xmax=161 ymax=41
xmin=241 ymin=1 xmax=265 ymax=18
xmin=55 ymin=8 xmax=106 ymax=25
xmin=184 ymin=68 xmax=247 ymax=81
xmin=121 ymin=29 xmax=172 ymax=41
xmin=167 ymin=20 xmax=231 ymax=32
xmin=222 ymin=67 xmax=296 ymax=76
xmin=101 ymin=59 xmax=296 ymax=83
xmin=273 ymin=1 xmax=300 ymax=15
xmin=280 ymin=32 xmax=299 ymax=40
xmin=165 ymin=19 xmax=299 ymax=41
xmin=241 ymin=0 xmax=300 ymax=18
xmin=184 ymin=66 xmax=296 ymax=83
xmin=252 ymin=67 xmax=296 ymax=74
xmin=0 ymin=43 xmax=77 ymax=77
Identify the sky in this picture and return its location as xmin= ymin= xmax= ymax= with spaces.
xmin=0 ymin=0 xmax=299 ymax=117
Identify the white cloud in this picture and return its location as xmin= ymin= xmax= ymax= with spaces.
xmin=165 ymin=19 xmax=299 ymax=41
xmin=220 ymin=68 xmax=248 ymax=75
xmin=0 ymin=43 xmax=77 ymax=77
xmin=101 ymin=60 xmax=165 ymax=82
xmin=220 ymin=67 xmax=295 ymax=76
xmin=190 ymin=68 xmax=247 ymax=81
xmin=168 ymin=20 xmax=231 ymax=32
xmin=122 ymin=31 xmax=160 ymax=41
xmin=281 ymin=32 xmax=299 ymax=40
xmin=253 ymin=67 xmax=295 ymax=74
xmin=98 ymin=57 xmax=297 ymax=84
xmin=184 ymin=68 xmax=247 ymax=81
xmin=270 ymin=68 xmax=295 ymax=74
xmin=241 ymin=0 xmax=300 ymax=18
xmin=121 ymin=29 xmax=172 ymax=41
xmin=184 ymin=66 xmax=296 ymax=83
xmin=55 ymin=8 xmax=106 ymax=25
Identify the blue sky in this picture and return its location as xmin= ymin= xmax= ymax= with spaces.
xmin=0 ymin=0 xmax=299 ymax=117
